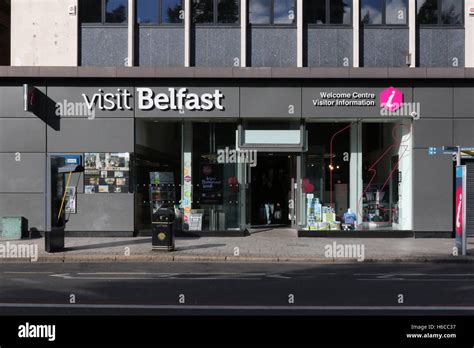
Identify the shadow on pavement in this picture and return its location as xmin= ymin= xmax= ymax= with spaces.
xmin=64 ymin=238 xmax=151 ymax=252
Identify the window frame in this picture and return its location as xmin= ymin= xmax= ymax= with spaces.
xmin=249 ymin=0 xmax=297 ymax=27
xmin=192 ymin=0 xmax=241 ymax=26
xmin=360 ymin=0 xmax=409 ymax=27
xmin=80 ymin=0 xmax=129 ymax=26
xmin=136 ymin=0 xmax=184 ymax=26
xmin=416 ymin=0 xmax=464 ymax=27
xmin=305 ymin=0 xmax=353 ymax=27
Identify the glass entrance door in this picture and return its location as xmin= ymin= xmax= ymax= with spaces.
xmin=247 ymin=153 xmax=299 ymax=227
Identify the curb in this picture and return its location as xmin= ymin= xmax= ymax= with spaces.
xmin=1 ymin=253 xmax=473 ymax=264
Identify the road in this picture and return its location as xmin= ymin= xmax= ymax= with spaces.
xmin=1 ymin=262 xmax=474 ymax=315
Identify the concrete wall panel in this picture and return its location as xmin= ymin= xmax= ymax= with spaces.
xmin=0 ymin=118 xmax=46 ymax=152
xmin=0 ymin=153 xmax=45 ymax=193
xmin=47 ymin=118 xmax=134 ymax=152
xmin=250 ymin=28 xmax=297 ymax=67
xmin=413 ymin=149 xmax=453 ymax=232
xmin=0 ymin=194 xmax=45 ymax=232
xmin=65 ymin=193 xmax=134 ymax=231
xmin=139 ymin=27 xmax=184 ymax=67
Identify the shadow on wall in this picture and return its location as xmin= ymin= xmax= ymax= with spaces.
xmin=29 ymin=87 xmax=61 ymax=131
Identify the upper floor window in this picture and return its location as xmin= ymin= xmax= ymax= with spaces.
xmin=193 ymin=0 xmax=239 ymax=24
xmin=137 ymin=0 xmax=183 ymax=24
xmin=249 ymin=0 xmax=296 ymax=25
xmin=417 ymin=0 xmax=463 ymax=26
xmin=305 ymin=0 xmax=352 ymax=25
xmin=80 ymin=0 xmax=128 ymax=24
xmin=361 ymin=0 xmax=407 ymax=25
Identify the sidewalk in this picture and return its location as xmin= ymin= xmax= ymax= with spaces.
xmin=0 ymin=229 xmax=472 ymax=263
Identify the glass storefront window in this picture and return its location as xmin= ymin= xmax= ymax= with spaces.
xmin=134 ymin=120 xmax=182 ymax=233
xmin=301 ymin=123 xmax=351 ymax=231
xmin=300 ymin=121 xmax=412 ymax=232
xmin=190 ymin=122 xmax=241 ymax=232
xmin=360 ymin=122 xmax=411 ymax=230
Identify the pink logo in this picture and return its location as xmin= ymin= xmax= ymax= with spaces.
xmin=380 ymin=87 xmax=403 ymax=112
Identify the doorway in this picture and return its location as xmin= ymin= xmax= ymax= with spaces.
xmin=249 ymin=153 xmax=297 ymax=227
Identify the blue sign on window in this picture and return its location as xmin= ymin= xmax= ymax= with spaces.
xmin=63 ymin=155 xmax=82 ymax=166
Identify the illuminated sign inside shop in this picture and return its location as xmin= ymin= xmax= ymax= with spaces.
xmin=81 ymin=88 xmax=225 ymax=112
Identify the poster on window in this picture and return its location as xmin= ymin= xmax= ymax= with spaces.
xmin=84 ymin=152 xmax=130 ymax=193
xmin=65 ymin=186 xmax=76 ymax=214
xmin=200 ymin=163 xmax=223 ymax=205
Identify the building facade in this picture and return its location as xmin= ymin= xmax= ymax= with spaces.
xmin=1 ymin=0 xmax=473 ymax=238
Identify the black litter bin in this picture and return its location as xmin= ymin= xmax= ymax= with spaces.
xmin=152 ymin=205 xmax=175 ymax=251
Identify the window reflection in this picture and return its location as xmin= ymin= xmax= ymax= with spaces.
xmin=417 ymin=0 xmax=438 ymax=24
xmin=137 ymin=0 xmax=158 ymax=23
xmin=106 ymin=0 xmax=128 ymax=23
xmin=273 ymin=0 xmax=295 ymax=24
xmin=193 ymin=0 xmax=214 ymax=23
xmin=441 ymin=0 xmax=462 ymax=25
xmin=218 ymin=0 xmax=239 ymax=23
xmin=249 ymin=0 xmax=271 ymax=24
xmin=162 ymin=0 xmax=183 ymax=23
xmin=306 ymin=0 xmax=326 ymax=24
xmin=80 ymin=0 xmax=102 ymax=23
xmin=330 ymin=0 xmax=351 ymax=24
xmin=361 ymin=0 xmax=382 ymax=24
xmin=385 ymin=0 xmax=407 ymax=25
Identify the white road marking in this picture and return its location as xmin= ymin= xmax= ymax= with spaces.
xmin=4 ymin=272 xmax=53 ymax=274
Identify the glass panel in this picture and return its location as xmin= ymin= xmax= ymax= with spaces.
xmin=417 ymin=0 xmax=438 ymax=24
xmin=249 ymin=0 xmax=271 ymax=24
xmin=361 ymin=0 xmax=383 ymax=25
xmin=162 ymin=0 xmax=183 ymax=23
xmin=105 ymin=0 xmax=128 ymax=23
xmin=193 ymin=0 xmax=214 ymax=23
xmin=300 ymin=123 xmax=351 ymax=231
xmin=80 ymin=0 xmax=102 ymax=23
xmin=137 ymin=0 xmax=158 ymax=23
xmin=441 ymin=0 xmax=462 ymax=25
xmin=385 ymin=0 xmax=407 ymax=24
xmin=274 ymin=0 xmax=296 ymax=24
xmin=330 ymin=0 xmax=352 ymax=25
xmin=218 ymin=0 xmax=239 ymax=23
xmin=361 ymin=123 xmax=409 ymax=231
xmin=192 ymin=123 xmax=241 ymax=232
xmin=305 ymin=0 xmax=326 ymax=24
xmin=134 ymin=120 xmax=182 ymax=234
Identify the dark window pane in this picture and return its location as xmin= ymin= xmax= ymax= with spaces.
xmin=274 ymin=0 xmax=295 ymax=24
xmin=162 ymin=0 xmax=183 ymax=23
xmin=106 ymin=0 xmax=127 ymax=23
xmin=249 ymin=0 xmax=271 ymax=24
xmin=361 ymin=0 xmax=382 ymax=24
xmin=330 ymin=0 xmax=352 ymax=24
xmin=417 ymin=0 xmax=438 ymax=24
xmin=80 ymin=0 xmax=102 ymax=23
xmin=305 ymin=0 xmax=325 ymax=24
xmin=386 ymin=0 xmax=407 ymax=24
xmin=441 ymin=0 xmax=462 ymax=25
xmin=218 ymin=0 xmax=239 ymax=23
xmin=137 ymin=0 xmax=158 ymax=23
xmin=193 ymin=0 xmax=213 ymax=23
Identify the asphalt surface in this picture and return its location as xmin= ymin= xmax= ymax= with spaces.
xmin=1 ymin=262 xmax=474 ymax=315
